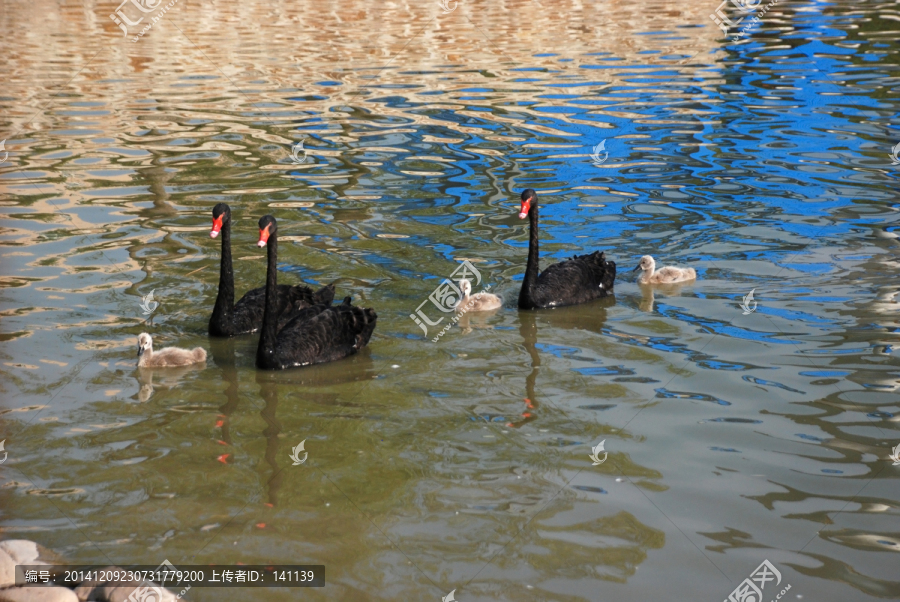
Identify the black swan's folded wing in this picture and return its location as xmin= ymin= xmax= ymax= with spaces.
xmin=233 ymin=283 xmax=336 ymax=334
xmin=531 ymin=251 xmax=616 ymax=308
xmin=272 ymin=304 xmax=377 ymax=368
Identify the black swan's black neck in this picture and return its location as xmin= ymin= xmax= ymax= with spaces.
xmin=210 ymin=221 xmax=234 ymax=333
xmin=519 ymin=204 xmax=540 ymax=308
xmin=257 ymin=233 xmax=280 ymax=369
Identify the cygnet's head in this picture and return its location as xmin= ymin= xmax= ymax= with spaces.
xmin=137 ymin=333 xmax=153 ymax=357
xmin=634 ymin=255 xmax=655 ymax=272
xmin=459 ymin=279 xmax=472 ymax=297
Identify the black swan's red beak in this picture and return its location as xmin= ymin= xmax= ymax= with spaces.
xmin=210 ymin=215 xmax=224 ymax=238
xmin=257 ymin=224 xmax=271 ymax=247
xmin=518 ymin=198 xmax=531 ymax=219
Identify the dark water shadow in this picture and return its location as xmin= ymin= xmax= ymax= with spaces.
xmin=637 ymin=282 xmax=692 ymax=313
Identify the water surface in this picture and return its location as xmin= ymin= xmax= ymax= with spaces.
xmin=1 ymin=0 xmax=899 ymax=600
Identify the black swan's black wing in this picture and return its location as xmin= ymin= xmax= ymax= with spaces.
xmin=232 ymin=283 xmax=335 ymax=334
xmin=312 ymin=283 xmax=336 ymax=306
xmin=271 ymin=303 xmax=377 ymax=369
xmin=529 ymin=251 xmax=616 ymax=308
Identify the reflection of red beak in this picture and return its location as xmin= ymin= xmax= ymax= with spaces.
xmin=518 ymin=199 xmax=531 ymax=219
xmin=257 ymin=225 xmax=271 ymax=247
xmin=210 ymin=215 xmax=223 ymax=238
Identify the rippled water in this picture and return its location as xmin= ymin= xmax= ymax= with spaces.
xmin=2 ymin=0 xmax=899 ymax=600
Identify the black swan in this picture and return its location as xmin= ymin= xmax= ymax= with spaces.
xmin=255 ymin=215 xmax=377 ymax=370
xmin=208 ymin=203 xmax=334 ymax=337
xmin=516 ymin=189 xmax=617 ymax=309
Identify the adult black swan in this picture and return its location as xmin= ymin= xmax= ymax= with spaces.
xmin=208 ymin=203 xmax=334 ymax=337
xmin=255 ymin=215 xmax=377 ymax=370
xmin=516 ymin=189 xmax=616 ymax=309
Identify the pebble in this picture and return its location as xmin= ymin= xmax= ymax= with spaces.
xmin=0 ymin=541 xmax=180 ymax=602
xmin=0 ymin=540 xmax=62 ymax=590
xmin=0 ymin=549 xmax=15 ymax=589
xmin=75 ymin=571 xmax=177 ymax=602
xmin=104 ymin=584 xmax=178 ymax=602
xmin=72 ymin=565 xmax=123 ymax=600
xmin=0 ymin=586 xmax=79 ymax=602
xmin=0 ymin=541 xmax=40 ymax=566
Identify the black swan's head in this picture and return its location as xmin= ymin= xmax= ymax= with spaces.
xmin=258 ymin=215 xmax=277 ymax=248
xmin=518 ymin=189 xmax=537 ymax=219
xmin=211 ymin=203 xmax=231 ymax=238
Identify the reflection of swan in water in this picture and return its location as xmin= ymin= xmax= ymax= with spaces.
xmin=871 ymin=286 xmax=898 ymax=319
xmin=256 ymin=372 xmax=286 ymax=507
xmin=509 ymin=298 xmax=616 ymax=428
xmin=209 ymin=338 xmax=240 ymax=446
xmin=638 ymin=282 xmax=690 ymax=313
xmin=866 ymin=283 xmax=899 ymax=388
xmin=510 ymin=311 xmax=541 ymax=429
xmin=209 ymin=349 xmax=375 ymax=506
xmin=456 ymin=290 xmax=503 ymax=334
xmin=136 ymin=363 xmax=206 ymax=402
xmin=456 ymin=310 xmax=498 ymax=335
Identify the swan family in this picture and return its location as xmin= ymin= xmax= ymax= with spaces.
xmin=137 ymin=191 xmax=697 ymax=371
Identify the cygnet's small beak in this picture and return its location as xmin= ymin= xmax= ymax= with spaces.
xmin=633 ymin=264 xmax=642 ymax=272
xmin=137 ymin=346 xmax=144 ymax=357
